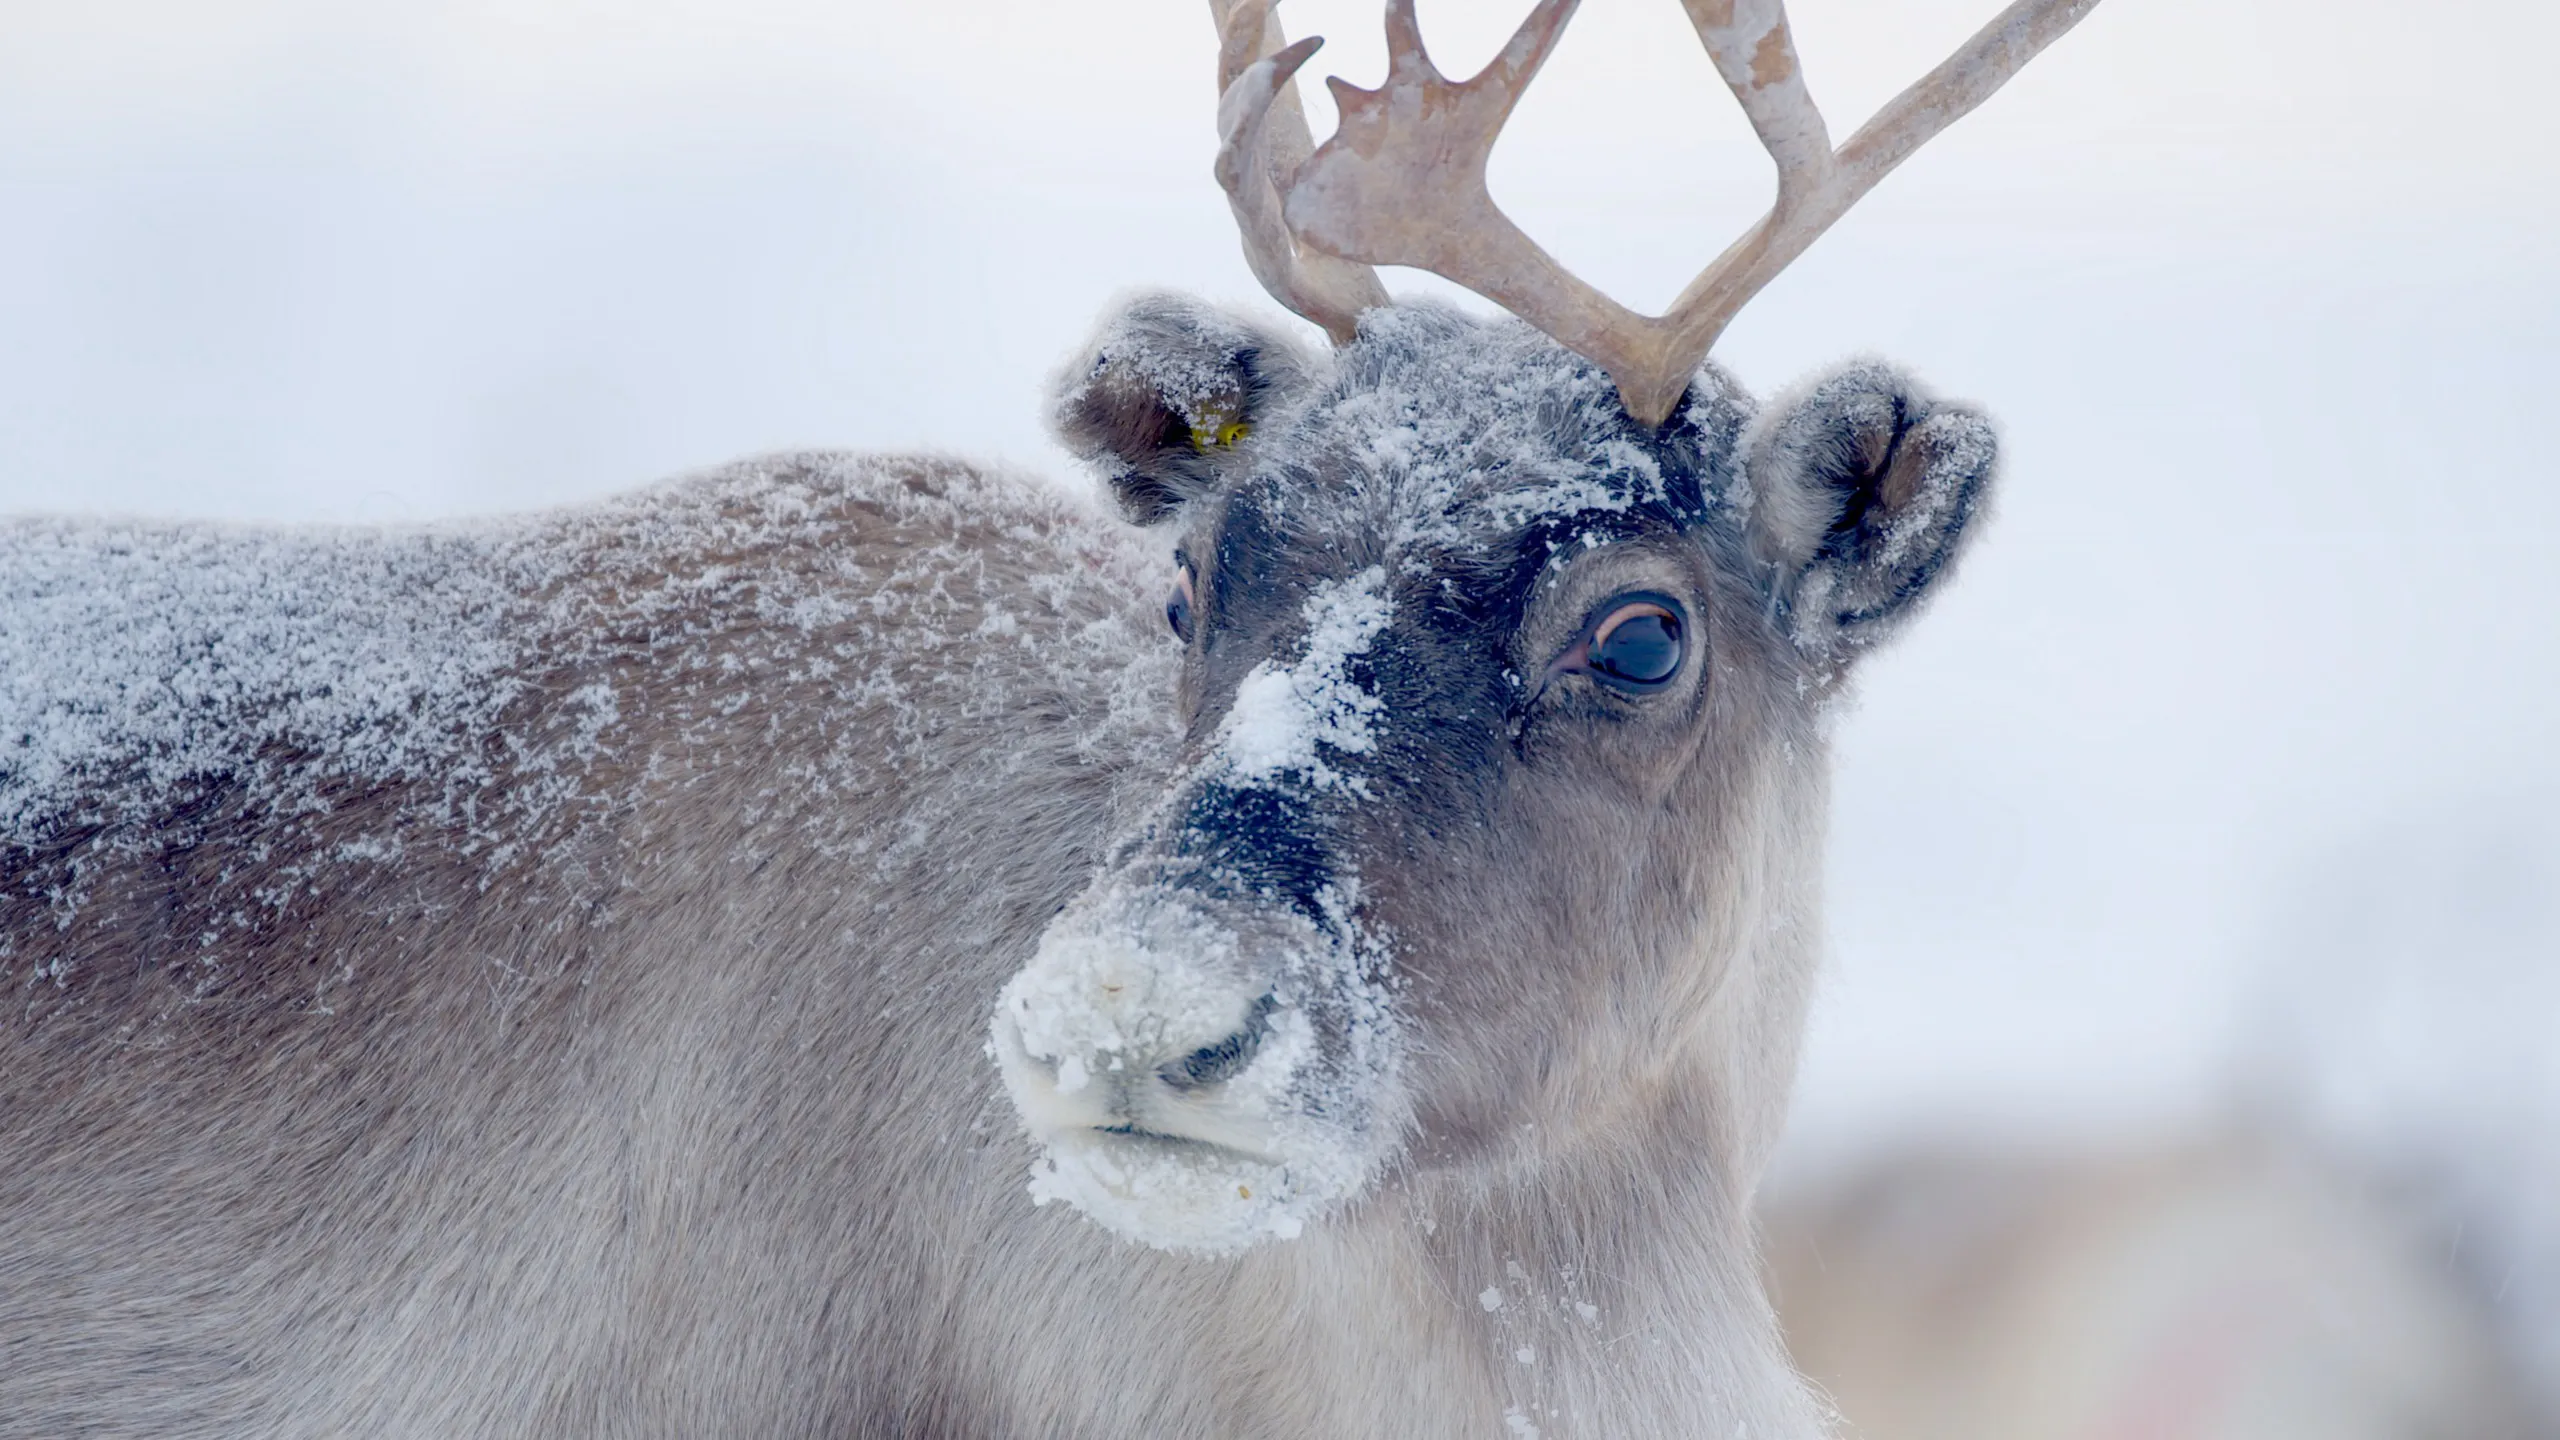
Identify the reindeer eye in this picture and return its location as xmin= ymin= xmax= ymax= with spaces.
xmin=1587 ymin=598 xmax=1684 ymax=689
xmin=1166 ymin=568 xmax=1196 ymax=642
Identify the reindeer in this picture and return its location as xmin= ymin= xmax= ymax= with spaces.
xmin=0 ymin=1 xmax=2097 ymax=1434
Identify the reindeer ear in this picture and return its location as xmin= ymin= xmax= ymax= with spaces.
xmin=1743 ymin=362 xmax=1998 ymax=662
xmin=1048 ymin=294 xmax=1316 ymax=526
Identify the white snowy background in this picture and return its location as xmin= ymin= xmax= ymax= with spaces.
xmin=6 ymin=0 xmax=2553 ymax=1327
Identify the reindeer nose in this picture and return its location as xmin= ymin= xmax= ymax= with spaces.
xmin=992 ymin=966 xmax=1282 ymax=1106
xmin=1159 ymin=993 xmax=1278 ymax=1091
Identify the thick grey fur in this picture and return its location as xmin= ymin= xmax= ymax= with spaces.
xmin=1 ymin=295 xmax=1998 ymax=1437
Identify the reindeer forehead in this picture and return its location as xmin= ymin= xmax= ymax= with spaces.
xmin=1211 ymin=310 xmax=1732 ymax=598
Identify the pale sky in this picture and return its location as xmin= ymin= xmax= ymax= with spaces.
xmin=2 ymin=0 xmax=2554 ymax=1171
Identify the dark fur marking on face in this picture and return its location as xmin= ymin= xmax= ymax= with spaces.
xmin=1176 ymin=388 xmax=1738 ymax=875
xmin=1168 ymin=783 xmax=1339 ymax=923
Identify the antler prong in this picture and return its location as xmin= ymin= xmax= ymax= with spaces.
xmin=1381 ymin=0 xmax=1435 ymax=83
xmin=1833 ymin=0 xmax=2104 ymax=190
xmin=1678 ymin=0 xmax=1834 ymax=206
xmin=1653 ymin=0 xmax=2103 ymax=418
xmin=1209 ymin=0 xmax=1389 ymax=344
xmin=1285 ymin=0 xmax=1581 ymax=268
xmin=1216 ymin=0 xmax=1273 ymax=98
xmin=1209 ymin=0 xmax=2102 ymax=425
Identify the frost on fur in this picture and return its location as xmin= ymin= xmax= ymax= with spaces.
xmin=1740 ymin=361 xmax=1999 ymax=666
xmin=993 ymin=876 xmax=1399 ymax=1256
xmin=1215 ymin=567 xmax=1392 ymax=792
xmin=993 ymin=304 xmax=1999 ymax=1274
xmin=0 ymin=454 xmax=1178 ymax=1007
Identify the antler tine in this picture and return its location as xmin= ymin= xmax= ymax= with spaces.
xmin=1644 ymin=0 xmax=2103 ymax=422
xmin=1678 ymin=1 xmax=1833 ymax=203
xmin=1215 ymin=0 xmax=1313 ymax=178
xmin=1209 ymin=0 xmax=1388 ymax=344
xmin=1833 ymin=0 xmax=2104 ymax=187
xmin=1269 ymin=0 xmax=2099 ymax=428
xmin=1282 ymin=0 xmax=1670 ymax=396
xmin=1379 ymin=0 xmax=1433 ymax=82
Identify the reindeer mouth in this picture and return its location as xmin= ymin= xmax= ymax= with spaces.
xmin=990 ymin=878 xmax=1403 ymax=1253
xmin=1017 ymin=1112 xmax=1320 ymax=1252
xmin=1090 ymin=1123 xmax=1284 ymax=1168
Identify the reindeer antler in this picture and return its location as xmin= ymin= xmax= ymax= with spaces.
xmin=1210 ymin=0 xmax=1389 ymax=345
xmin=1215 ymin=0 xmax=2102 ymax=426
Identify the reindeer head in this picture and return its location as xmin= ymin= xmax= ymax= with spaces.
xmin=991 ymin=0 xmax=2089 ymax=1253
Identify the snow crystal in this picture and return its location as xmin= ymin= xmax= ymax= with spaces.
xmin=1264 ymin=306 xmax=1722 ymax=566
xmin=1479 ymin=1286 xmax=1506 ymax=1312
xmin=999 ymin=895 xmax=1249 ymax=1091
xmin=3 ymin=451 xmax=1177 ymax=988
xmin=0 ymin=517 xmax=528 ymax=846
xmin=1214 ymin=566 xmax=1391 ymax=790
xmin=1062 ymin=300 xmax=1262 ymax=440
xmin=994 ymin=305 xmax=1755 ymax=1258
xmin=994 ymin=874 xmax=1393 ymax=1256
xmin=1873 ymin=413 xmax=1992 ymax=572
xmin=1025 ymin=1131 xmax=1311 ymax=1253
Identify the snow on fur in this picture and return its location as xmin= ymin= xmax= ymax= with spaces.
xmin=0 ymin=520 xmax=529 ymax=845
xmin=1280 ymin=308 xmax=1717 ymax=564
xmin=997 ymin=872 xmax=1395 ymax=1255
xmin=1 ymin=453 xmax=1176 ymax=978
xmin=1215 ymin=566 xmax=1392 ymax=791
xmin=993 ymin=308 xmax=1740 ymax=1256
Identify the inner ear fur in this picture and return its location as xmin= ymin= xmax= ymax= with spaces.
xmin=1049 ymin=293 xmax=1317 ymax=526
xmin=1744 ymin=361 xmax=1998 ymax=660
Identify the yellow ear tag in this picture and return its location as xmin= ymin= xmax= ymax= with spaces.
xmin=1188 ymin=418 xmax=1252 ymax=451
